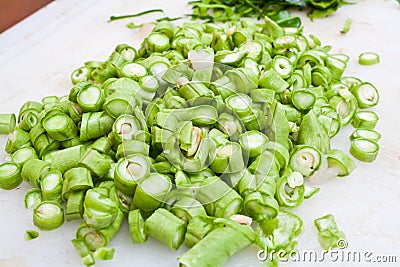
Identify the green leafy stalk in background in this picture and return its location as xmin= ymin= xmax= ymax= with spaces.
xmin=188 ymin=0 xmax=349 ymax=24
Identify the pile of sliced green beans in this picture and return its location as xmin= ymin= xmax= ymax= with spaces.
xmin=0 ymin=16 xmax=381 ymax=266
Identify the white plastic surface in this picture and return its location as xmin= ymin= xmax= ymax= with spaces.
xmin=0 ymin=0 xmax=399 ymax=266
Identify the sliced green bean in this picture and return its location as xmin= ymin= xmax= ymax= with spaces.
xmin=144 ymin=208 xmax=187 ymax=250
xmin=21 ymin=159 xmax=50 ymax=187
xmin=128 ymin=209 xmax=147 ymax=243
xmin=210 ymin=142 xmax=244 ymax=174
xmin=40 ymin=171 xmax=63 ymax=203
xmin=170 ymin=196 xmax=207 ymax=222
xmin=77 ymin=85 xmax=105 ymax=112
xmin=114 ymin=154 xmax=151 ymax=195
xmin=5 ymin=127 xmax=31 ymax=154
xmin=327 ymin=149 xmax=356 ymax=177
xmin=50 ymin=145 xmax=86 ymax=174
xmin=350 ymin=129 xmax=381 ymax=142
xmin=350 ymin=82 xmax=379 ymax=108
xmin=66 ymin=190 xmax=85 ymax=221
xmin=132 ymin=173 xmax=172 ymax=213
xmin=291 ymin=89 xmax=316 ymax=110
xmin=239 ymin=130 xmax=269 ymax=158
xmin=80 ymin=112 xmax=115 ymax=142
xmin=178 ymin=218 xmax=254 ymax=267
xmin=275 ymin=171 xmax=305 ymax=208
xmin=33 ymin=201 xmax=64 ymax=230
xmin=42 ymin=112 xmax=78 ymax=141
xmin=71 ymin=238 xmax=95 ymax=266
xmin=314 ymin=214 xmax=346 ymax=250
xmin=93 ymin=247 xmax=115 ymax=261
xmin=78 ymin=148 xmax=111 ymax=179
xmin=298 ymin=110 xmax=330 ymax=153
xmin=25 ymin=230 xmax=39 ymax=241
xmin=304 ymin=185 xmax=320 ymax=199
xmin=197 ymin=176 xmax=243 ymax=218
xmin=289 ymin=145 xmax=322 ymax=177
xmin=0 ymin=162 xmax=22 ymax=190
xmin=358 ymin=52 xmax=379 ymax=65
xmin=11 ymin=147 xmax=38 ymax=167
xmin=0 ymin=113 xmax=16 ymax=134
xmin=24 ymin=188 xmax=42 ymax=209
xmin=351 ymin=110 xmax=379 ymax=129
xmin=350 ymin=138 xmax=379 ymax=162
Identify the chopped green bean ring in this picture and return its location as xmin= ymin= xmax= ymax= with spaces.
xmin=0 ymin=162 xmax=22 ymax=190
xmin=291 ymin=89 xmax=316 ymax=110
xmin=170 ymin=196 xmax=207 ymax=222
xmin=289 ymin=145 xmax=321 ymax=177
xmin=132 ymin=173 xmax=172 ymax=213
xmin=42 ymin=112 xmax=78 ymax=141
xmin=5 ymin=127 xmax=31 ymax=154
xmin=11 ymin=147 xmax=38 ymax=166
xmin=119 ymin=62 xmax=147 ymax=79
xmin=327 ymin=149 xmax=356 ymax=177
xmin=24 ymin=188 xmax=42 ymax=209
xmin=144 ymin=208 xmax=187 ymax=250
xmin=33 ymin=201 xmax=64 ymax=230
xmin=114 ymin=154 xmax=151 ymax=195
xmin=77 ymin=85 xmax=105 ymax=112
xmin=276 ymin=171 xmax=305 ymax=208
xmin=21 ymin=159 xmax=50 ymax=187
xmin=358 ymin=52 xmax=380 ymax=65
xmin=350 ymin=138 xmax=379 ymax=162
xmin=351 ymin=110 xmax=379 ymax=129
xmin=66 ymin=190 xmax=85 ymax=221
xmin=239 ymin=130 xmax=268 ymax=158
xmin=0 ymin=113 xmax=16 ymax=134
xmin=351 ymin=82 xmax=379 ymax=108
xmin=71 ymin=238 xmax=95 ymax=266
xmin=40 ymin=171 xmax=63 ymax=203
xmin=112 ymin=114 xmax=142 ymax=142
xmin=350 ymin=129 xmax=381 ymax=142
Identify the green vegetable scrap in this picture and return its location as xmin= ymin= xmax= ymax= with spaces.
xmin=314 ymin=214 xmax=346 ymax=250
xmin=0 ymin=15 xmax=381 ymax=266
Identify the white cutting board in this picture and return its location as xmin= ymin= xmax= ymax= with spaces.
xmin=0 ymin=0 xmax=399 ymax=266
